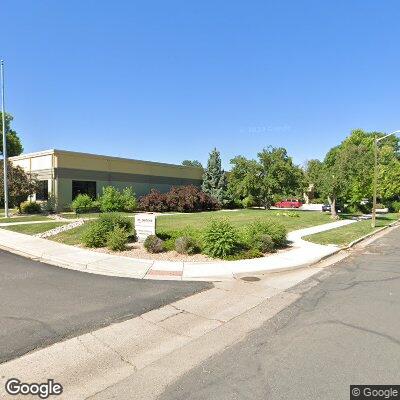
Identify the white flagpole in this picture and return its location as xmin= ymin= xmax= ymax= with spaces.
xmin=1 ymin=60 xmax=9 ymax=218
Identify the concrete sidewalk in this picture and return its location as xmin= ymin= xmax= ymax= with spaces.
xmin=0 ymin=219 xmax=355 ymax=281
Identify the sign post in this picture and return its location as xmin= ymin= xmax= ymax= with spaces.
xmin=134 ymin=213 xmax=156 ymax=242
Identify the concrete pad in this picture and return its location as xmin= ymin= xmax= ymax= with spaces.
xmin=0 ymin=333 xmax=134 ymax=400
xmin=171 ymin=288 xmax=264 ymax=322
xmin=158 ymin=311 xmax=222 ymax=338
xmin=86 ymin=257 xmax=153 ymax=278
xmin=215 ymin=279 xmax=282 ymax=299
xmin=182 ymin=262 xmax=234 ymax=279
xmin=151 ymin=260 xmax=184 ymax=271
xmin=142 ymin=305 xmax=182 ymax=323
xmin=91 ymin=316 xmax=192 ymax=369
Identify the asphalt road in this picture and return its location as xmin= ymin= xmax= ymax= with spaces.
xmin=159 ymin=227 xmax=400 ymax=400
xmin=0 ymin=250 xmax=211 ymax=364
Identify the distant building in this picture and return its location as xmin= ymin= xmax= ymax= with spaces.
xmin=10 ymin=149 xmax=203 ymax=210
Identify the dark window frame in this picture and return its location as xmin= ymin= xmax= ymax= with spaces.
xmin=72 ymin=180 xmax=97 ymax=200
xmin=36 ymin=180 xmax=49 ymax=201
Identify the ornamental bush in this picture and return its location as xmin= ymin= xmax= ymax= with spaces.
xmin=144 ymin=235 xmax=165 ymax=253
xmin=175 ymin=236 xmax=199 ymax=254
xmin=138 ymin=190 xmax=168 ymax=212
xmin=19 ymin=201 xmax=42 ymax=214
xmin=253 ymin=234 xmax=275 ymax=253
xmin=82 ymin=222 xmax=109 ymax=247
xmin=71 ymin=194 xmax=97 ymax=213
xmin=244 ymin=219 xmax=287 ymax=249
xmin=98 ymin=186 xmax=137 ymax=212
xmin=82 ymin=213 xmax=134 ymax=248
xmin=139 ymin=185 xmax=220 ymax=213
xmin=106 ymin=226 xmax=129 ymax=251
xmin=202 ymin=219 xmax=241 ymax=259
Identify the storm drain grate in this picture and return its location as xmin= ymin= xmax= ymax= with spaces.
xmin=240 ymin=276 xmax=261 ymax=282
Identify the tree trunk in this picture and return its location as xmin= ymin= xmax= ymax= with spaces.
xmin=330 ymin=197 xmax=338 ymax=219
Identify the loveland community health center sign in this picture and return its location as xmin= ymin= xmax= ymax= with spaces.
xmin=134 ymin=213 xmax=157 ymax=242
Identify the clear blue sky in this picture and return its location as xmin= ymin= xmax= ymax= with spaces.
xmin=2 ymin=0 xmax=400 ymax=168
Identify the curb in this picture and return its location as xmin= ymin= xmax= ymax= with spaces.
xmin=345 ymin=220 xmax=400 ymax=250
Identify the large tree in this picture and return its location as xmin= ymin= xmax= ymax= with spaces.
xmin=318 ymin=129 xmax=400 ymax=217
xmin=228 ymin=146 xmax=304 ymax=209
xmin=0 ymin=161 xmax=38 ymax=208
xmin=202 ymin=148 xmax=228 ymax=204
xmin=0 ymin=112 xmax=24 ymax=157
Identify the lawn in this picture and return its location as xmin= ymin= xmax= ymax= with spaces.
xmin=50 ymin=209 xmax=333 ymax=247
xmin=156 ymin=209 xmax=332 ymax=233
xmin=50 ymin=223 xmax=87 ymax=245
xmin=0 ymin=215 xmax=51 ymax=223
xmin=59 ymin=211 xmax=137 ymax=220
xmin=1 ymin=222 xmax=67 ymax=235
xmin=304 ymin=213 xmax=399 ymax=246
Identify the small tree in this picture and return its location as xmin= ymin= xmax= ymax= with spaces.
xmin=0 ymin=161 xmax=38 ymax=208
xmin=202 ymin=148 xmax=228 ymax=204
xmin=0 ymin=112 xmax=24 ymax=157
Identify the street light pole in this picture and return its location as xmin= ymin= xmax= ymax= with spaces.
xmin=1 ymin=60 xmax=9 ymax=218
xmin=371 ymin=130 xmax=400 ymax=228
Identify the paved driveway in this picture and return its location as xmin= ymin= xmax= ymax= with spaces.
xmin=0 ymin=250 xmax=211 ymax=363
xmin=159 ymin=227 xmax=400 ymax=400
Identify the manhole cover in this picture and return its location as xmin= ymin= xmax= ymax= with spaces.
xmin=240 ymin=276 xmax=261 ymax=282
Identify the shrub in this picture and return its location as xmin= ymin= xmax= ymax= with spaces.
xmin=98 ymin=186 xmax=137 ymax=212
xmin=19 ymin=201 xmax=42 ymax=214
xmin=144 ymin=235 xmax=165 ymax=253
xmin=139 ymin=186 xmax=220 ymax=213
xmin=97 ymin=213 xmax=134 ymax=235
xmin=82 ymin=213 xmax=134 ymax=248
xmin=389 ymin=200 xmax=400 ymax=213
xmin=99 ymin=186 xmax=124 ymax=212
xmin=253 ymin=234 xmax=275 ymax=253
xmin=138 ymin=190 xmax=168 ymax=212
xmin=106 ymin=226 xmax=129 ymax=251
xmin=244 ymin=219 xmax=287 ymax=249
xmin=202 ymin=219 xmax=241 ymax=258
xmin=121 ymin=187 xmax=137 ymax=212
xmin=71 ymin=194 xmax=95 ymax=213
xmin=242 ymin=195 xmax=255 ymax=209
xmin=82 ymin=222 xmax=109 ymax=247
xmin=175 ymin=236 xmax=199 ymax=254
xmin=375 ymin=203 xmax=386 ymax=210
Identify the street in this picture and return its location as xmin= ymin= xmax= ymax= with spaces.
xmin=159 ymin=227 xmax=400 ymax=400
xmin=0 ymin=250 xmax=211 ymax=364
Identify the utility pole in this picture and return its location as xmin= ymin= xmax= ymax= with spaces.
xmin=1 ymin=60 xmax=9 ymax=218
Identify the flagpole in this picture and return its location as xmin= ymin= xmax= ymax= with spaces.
xmin=1 ymin=60 xmax=9 ymax=218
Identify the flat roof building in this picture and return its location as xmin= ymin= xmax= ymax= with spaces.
xmin=10 ymin=149 xmax=203 ymax=210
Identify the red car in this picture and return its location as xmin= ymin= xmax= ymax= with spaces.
xmin=275 ymin=199 xmax=302 ymax=208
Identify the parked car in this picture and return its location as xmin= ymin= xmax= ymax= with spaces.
xmin=275 ymin=199 xmax=302 ymax=208
xmin=322 ymin=203 xmax=342 ymax=213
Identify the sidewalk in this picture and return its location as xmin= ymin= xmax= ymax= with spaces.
xmin=0 ymin=219 xmax=355 ymax=281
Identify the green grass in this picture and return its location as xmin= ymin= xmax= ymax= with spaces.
xmin=156 ymin=209 xmax=332 ymax=233
xmin=304 ymin=213 xmax=399 ymax=246
xmin=50 ymin=223 xmax=88 ymax=245
xmin=2 ymin=222 xmax=67 ymax=235
xmin=50 ymin=209 xmax=333 ymax=247
xmin=59 ymin=211 xmax=137 ymax=219
xmin=0 ymin=215 xmax=51 ymax=223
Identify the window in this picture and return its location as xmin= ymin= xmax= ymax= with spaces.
xmin=72 ymin=181 xmax=97 ymax=200
xmin=36 ymin=180 xmax=49 ymax=201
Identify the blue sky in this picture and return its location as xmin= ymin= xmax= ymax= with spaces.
xmin=2 ymin=0 xmax=400 ymax=168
